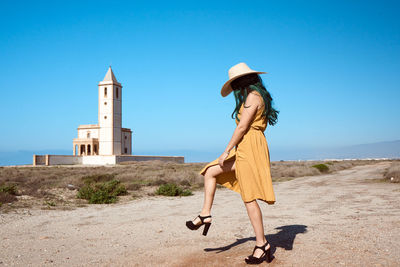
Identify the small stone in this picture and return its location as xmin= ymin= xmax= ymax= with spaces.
xmin=67 ymin=184 xmax=77 ymax=190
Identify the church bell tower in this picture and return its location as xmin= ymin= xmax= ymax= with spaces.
xmin=98 ymin=67 xmax=122 ymax=155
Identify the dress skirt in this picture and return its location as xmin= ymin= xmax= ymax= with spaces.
xmin=199 ymin=128 xmax=276 ymax=204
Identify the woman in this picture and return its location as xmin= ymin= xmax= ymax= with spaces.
xmin=186 ymin=62 xmax=279 ymax=264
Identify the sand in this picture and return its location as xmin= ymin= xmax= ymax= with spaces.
xmin=1 ymin=161 xmax=399 ymax=266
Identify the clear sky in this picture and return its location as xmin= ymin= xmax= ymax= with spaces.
xmin=0 ymin=0 xmax=399 ymax=161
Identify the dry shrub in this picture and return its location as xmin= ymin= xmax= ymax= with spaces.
xmin=271 ymin=159 xmax=383 ymax=181
xmin=384 ymin=161 xmax=400 ymax=183
xmin=0 ymin=159 xmax=386 ymax=208
xmin=0 ymin=192 xmax=17 ymax=204
xmin=0 ymin=183 xmax=18 ymax=195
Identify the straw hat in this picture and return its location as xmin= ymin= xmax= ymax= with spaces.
xmin=221 ymin=62 xmax=267 ymax=97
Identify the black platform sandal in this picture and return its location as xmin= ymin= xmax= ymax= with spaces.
xmin=185 ymin=215 xmax=212 ymax=236
xmin=244 ymin=241 xmax=273 ymax=264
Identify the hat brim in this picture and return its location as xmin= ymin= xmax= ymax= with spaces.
xmin=220 ymin=71 xmax=267 ymax=97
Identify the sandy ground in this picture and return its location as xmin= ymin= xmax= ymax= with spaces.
xmin=1 ymin=161 xmax=399 ymax=267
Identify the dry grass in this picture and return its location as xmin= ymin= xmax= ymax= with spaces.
xmin=270 ymin=159 xmax=384 ymax=181
xmin=0 ymin=159 xmax=389 ymax=211
xmin=384 ymin=160 xmax=400 ymax=183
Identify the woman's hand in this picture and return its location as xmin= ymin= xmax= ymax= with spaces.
xmin=218 ymin=151 xmax=229 ymax=167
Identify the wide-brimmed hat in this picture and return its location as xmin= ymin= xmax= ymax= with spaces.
xmin=220 ymin=62 xmax=267 ymax=97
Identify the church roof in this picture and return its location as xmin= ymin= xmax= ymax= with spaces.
xmin=99 ymin=66 xmax=121 ymax=86
xmin=102 ymin=66 xmax=118 ymax=83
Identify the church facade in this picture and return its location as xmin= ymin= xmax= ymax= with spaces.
xmin=72 ymin=67 xmax=132 ymax=156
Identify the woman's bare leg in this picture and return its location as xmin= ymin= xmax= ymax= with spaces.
xmin=244 ymin=200 xmax=270 ymax=258
xmin=192 ymin=160 xmax=235 ymax=225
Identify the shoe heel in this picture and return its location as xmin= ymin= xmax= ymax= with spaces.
xmin=202 ymin=223 xmax=211 ymax=236
xmin=266 ymin=246 xmax=274 ymax=263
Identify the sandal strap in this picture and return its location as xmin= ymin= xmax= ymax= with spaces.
xmin=252 ymin=241 xmax=269 ymax=254
xmin=198 ymin=215 xmax=212 ymax=223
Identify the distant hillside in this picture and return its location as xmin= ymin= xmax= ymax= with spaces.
xmin=270 ymin=140 xmax=400 ymax=161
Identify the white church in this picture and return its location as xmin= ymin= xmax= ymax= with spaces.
xmin=33 ymin=67 xmax=184 ymax=166
xmin=72 ymin=67 xmax=132 ymax=157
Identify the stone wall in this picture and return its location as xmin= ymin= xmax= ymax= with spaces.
xmin=33 ymin=154 xmax=184 ymax=166
xmin=116 ymin=155 xmax=184 ymax=164
xmin=33 ymin=155 xmax=82 ymax=166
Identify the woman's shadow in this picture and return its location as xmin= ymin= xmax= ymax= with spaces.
xmin=204 ymin=224 xmax=307 ymax=255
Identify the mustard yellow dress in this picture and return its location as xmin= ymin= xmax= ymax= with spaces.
xmin=199 ymin=97 xmax=276 ymax=204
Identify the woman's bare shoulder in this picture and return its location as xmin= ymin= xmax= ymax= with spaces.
xmin=245 ymin=91 xmax=263 ymax=108
xmin=247 ymin=90 xmax=265 ymax=110
xmin=249 ymin=90 xmax=262 ymax=97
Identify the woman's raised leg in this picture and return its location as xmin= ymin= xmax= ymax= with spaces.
xmin=191 ymin=160 xmax=235 ymax=225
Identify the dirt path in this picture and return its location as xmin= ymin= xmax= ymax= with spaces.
xmin=1 ymin=161 xmax=399 ymax=266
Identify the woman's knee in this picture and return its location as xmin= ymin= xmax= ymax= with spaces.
xmin=204 ymin=165 xmax=220 ymax=179
xmin=204 ymin=160 xmax=235 ymax=179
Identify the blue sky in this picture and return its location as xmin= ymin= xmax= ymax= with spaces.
xmin=0 ymin=0 xmax=399 ymax=162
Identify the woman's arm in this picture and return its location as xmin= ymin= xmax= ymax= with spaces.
xmin=218 ymin=92 xmax=262 ymax=167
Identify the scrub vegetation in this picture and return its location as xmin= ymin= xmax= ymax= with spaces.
xmin=77 ymin=175 xmax=128 ymax=204
xmin=0 ymin=159 xmax=392 ymax=211
xmin=312 ymin=163 xmax=330 ymax=173
xmin=155 ymin=183 xmax=192 ymax=196
xmin=384 ymin=161 xmax=400 ymax=183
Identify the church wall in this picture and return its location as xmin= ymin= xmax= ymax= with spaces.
xmin=113 ymin=100 xmax=121 ymax=114
xmin=121 ymin=131 xmax=132 ymax=154
xmin=98 ymin=84 xmax=114 ymax=155
xmin=78 ymin=129 xmax=99 ymax=139
xmin=101 ymin=99 xmax=112 ymax=113
xmin=114 ymin=114 xmax=122 ymax=127
xmin=98 ymin=141 xmax=113 ymax=155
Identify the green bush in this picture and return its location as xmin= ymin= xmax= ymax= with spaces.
xmin=155 ymin=183 xmax=192 ymax=196
xmin=312 ymin=164 xmax=329 ymax=173
xmin=0 ymin=183 xmax=18 ymax=195
xmin=77 ymin=179 xmax=127 ymax=204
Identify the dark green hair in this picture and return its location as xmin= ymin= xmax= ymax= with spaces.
xmin=230 ymin=73 xmax=279 ymax=126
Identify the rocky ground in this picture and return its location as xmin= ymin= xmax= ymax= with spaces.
xmin=1 ymin=161 xmax=399 ymax=266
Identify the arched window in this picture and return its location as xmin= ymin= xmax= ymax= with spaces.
xmin=104 ymin=87 xmax=107 ymax=97
xmin=116 ymin=87 xmax=119 ymax=99
xmin=87 ymin=132 xmax=90 ymax=138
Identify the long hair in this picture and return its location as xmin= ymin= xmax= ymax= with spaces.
xmin=230 ymin=73 xmax=279 ymax=126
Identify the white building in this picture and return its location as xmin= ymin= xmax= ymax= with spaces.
xmin=33 ymin=67 xmax=184 ymax=166
xmin=72 ymin=67 xmax=132 ymax=156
